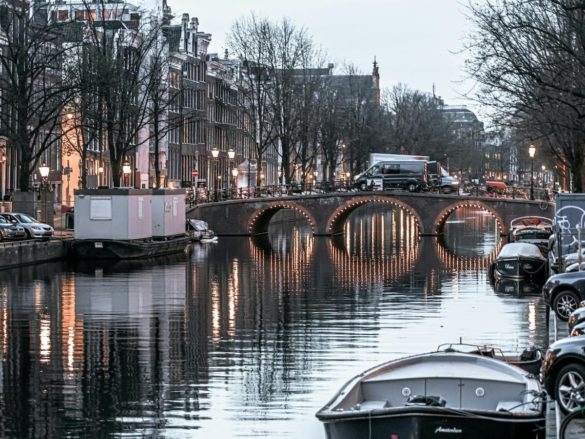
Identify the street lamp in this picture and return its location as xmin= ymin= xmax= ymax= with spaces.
xmin=528 ymin=145 xmax=536 ymax=200
xmin=231 ymin=168 xmax=238 ymax=194
xmin=227 ymin=148 xmax=235 ymax=197
xmin=211 ymin=147 xmax=219 ymax=201
xmin=39 ymin=163 xmax=50 ymax=224
xmin=122 ymin=161 xmax=131 ymax=187
xmin=541 ymin=165 xmax=546 ymax=188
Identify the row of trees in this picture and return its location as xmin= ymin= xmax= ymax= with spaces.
xmin=0 ymin=0 xmax=484 ymax=194
xmin=466 ymin=0 xmax=585 ymax=191
xmin=228 ymin=14 xmax=485 ymax=186
xmin=0 ymin=0 xmax=172 ymax=191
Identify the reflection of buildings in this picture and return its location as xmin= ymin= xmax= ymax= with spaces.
xmin=0 ymin=205 xmax=543 ymax=437
xmin=0 ymin=258 xmax=198 ymax=437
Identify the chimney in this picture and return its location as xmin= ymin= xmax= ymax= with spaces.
xmin=190 ymin=17 xmax=199 ymax=32
xmin=181 ymin=13 xmax=189 ymax=52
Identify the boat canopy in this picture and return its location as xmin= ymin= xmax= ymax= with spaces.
xmin=187 ymin=219 xmax=209 ymax=231
xmin=510 ymin=216 xmax=553 ymax=228
xmin=497 ymin=243 xmax=545 ymax=260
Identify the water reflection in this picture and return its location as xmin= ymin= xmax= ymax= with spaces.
xmin=0 ymin=205 xmax=548 ymax=438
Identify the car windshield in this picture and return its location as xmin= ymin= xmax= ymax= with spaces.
xmin=15 ymin=214 xmax=37 ymax=223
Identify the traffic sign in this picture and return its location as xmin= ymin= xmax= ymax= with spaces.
xmin=192 ymin=169 xmax=199 ymax=177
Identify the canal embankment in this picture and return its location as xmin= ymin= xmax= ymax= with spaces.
xmin=0 ymin=232 xmax=72 ymax=270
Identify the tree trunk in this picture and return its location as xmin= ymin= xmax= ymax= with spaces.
xmin=81 ymin=147 xmax=88 ymax=189
xmin=18 ymin=157 xmax=31 ymax=192
xmin=153 ymin=103 xmax=160 ymax=189
xmin=574 ymin=153 xmax=585 ymax=193
xmin=256 ymin=150 xmax=263 ymax=187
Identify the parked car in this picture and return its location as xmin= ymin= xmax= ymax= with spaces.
xmin=541 ymin=335 xmax=585 ymax=414
xmin=0 ymin=216 xmax=26 ymax=240
xmin=353 ymin=160 xmax=428 ymax=192
xmin=0 ymin=213 xmax=53 ymax=239
xmin=570 ymin=321 xmax=585 ymax=337
xmin=542 ymin=272 xmax=585 ymax=320
xmin=568 ymin=304 xmax=585 ymax=332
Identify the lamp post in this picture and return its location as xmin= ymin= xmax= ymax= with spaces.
xmin=528 ymin=145 xmax=536 ymax=200
xmin=541 ymin=165 xmax=546 ymax=188
xmin=0 ymin=148 xmax=5 ymax=200
xmin=227 ymin=148 xmax=235 ymax=198
xmin=211 ymin=147 xmax=219 ymax=201
xmin=39 ymin=162 xmax=50 ymax=224
xmin=122 ymin=161 xmax=131 ymax=188
xmin=231 ymin=168 xmax=238 ymax=196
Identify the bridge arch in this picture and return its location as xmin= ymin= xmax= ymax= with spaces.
xmin=326 ymin=195 xmax=423 ymax=235
xmin=433 ymin=201 xmax=506 ymax=236
xmin=248 ymin=201 xmax=317 ymax=235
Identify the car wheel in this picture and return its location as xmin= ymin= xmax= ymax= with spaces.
xmin=441 ymin=187 xmax=452 ymax=194
xmin=408 ymin=182 xmax=417 ymax=192
xmin=555 ymin=363 xmax=585 ymax=414
xmin=553 ymin=290 xmax=581 ymax=321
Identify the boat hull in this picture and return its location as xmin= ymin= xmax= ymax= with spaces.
xmin=72 ymin=236 xmax=191 ymax=259
xmin=321 ymin=408 xmax=545 ymax=439
xmin=492 ymin=257 xmax=546 ymax=281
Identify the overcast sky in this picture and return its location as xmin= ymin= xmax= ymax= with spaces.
xmin=167 ymin=0 xmax=476 ymax=108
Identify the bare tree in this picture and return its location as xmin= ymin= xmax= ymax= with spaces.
xmin=466 ymin=0 xmax=585 ymax=191
xmin=340 ymin=64 xmax=382 ymax=175
xmin=383 ymin=84 xmax=454 ymax=155
xmin=75 ymin=0 xmax=166 ymax=187
xmin=228 ymin=14 xmax=277 ymax=187
xmin=0 ymin=0 xmax=75 ymax=191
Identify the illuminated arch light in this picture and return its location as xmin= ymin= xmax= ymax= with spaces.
xmin=327 ymin=196 xmax=422 ymax=235
xmin=433 ymin=202 xmax=505 ymax=235
xmin=248 ymin=202 xmax=317 ymax=235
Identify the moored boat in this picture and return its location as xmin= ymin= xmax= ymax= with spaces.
xmin=316 ymin=350 xmax=545 ymax=439
xmin=489 ymin=242 xmax=547 ymax=281
xmin=508 ymin=216 xmax=553 ymax=254
xmin=186 ymin=219 xmax=217 ymax=242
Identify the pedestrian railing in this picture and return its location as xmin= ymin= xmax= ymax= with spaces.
xmin=186 ymin=182 xmax=553 ymax=207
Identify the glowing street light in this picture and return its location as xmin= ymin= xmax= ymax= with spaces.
xmin=528 ymin=145 xmax=536 ymax=200
xmin=39 ymin=163 xmax=50 ymax=179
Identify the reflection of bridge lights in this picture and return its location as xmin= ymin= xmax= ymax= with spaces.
xmin=328 ymin=241 xmax=420 ymax=287
xmin=248 ymin=227 xmax=315 ymax=294
xmin=0 ymin=287 xmax=6 ymax=355
xmin=435 ymin=238 xmax=504 ymax=271
xmin=227 ymin=260 xmax=239 ymax=337
xmin=211 ymin=278 xmax=221 ymax=344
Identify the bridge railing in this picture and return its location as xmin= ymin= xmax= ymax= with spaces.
xmin=186 ymin=181 xmax=553 ymax=207
xmin=186 ymin=182 xmax=355 ymax=206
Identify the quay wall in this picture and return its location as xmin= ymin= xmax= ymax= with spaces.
xmin=0 ymin=240 xmax=69 ymax=270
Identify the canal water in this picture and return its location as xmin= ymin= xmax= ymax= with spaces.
xmin=0 ymin=206 xmax=548 ymax=438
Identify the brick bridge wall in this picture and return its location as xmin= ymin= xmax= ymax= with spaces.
xmin=187 ymin=192 xmax=553 ymax=236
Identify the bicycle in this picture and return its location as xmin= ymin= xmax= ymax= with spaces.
xmin=560 ymin=405 xmax=585 ymax=438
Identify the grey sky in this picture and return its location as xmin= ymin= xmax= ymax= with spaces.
xmin=168 ymin=0 xmax=476 ymax=106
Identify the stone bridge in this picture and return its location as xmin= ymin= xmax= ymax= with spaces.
xmin=187 ymin=191 xmax=553 ymax=236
